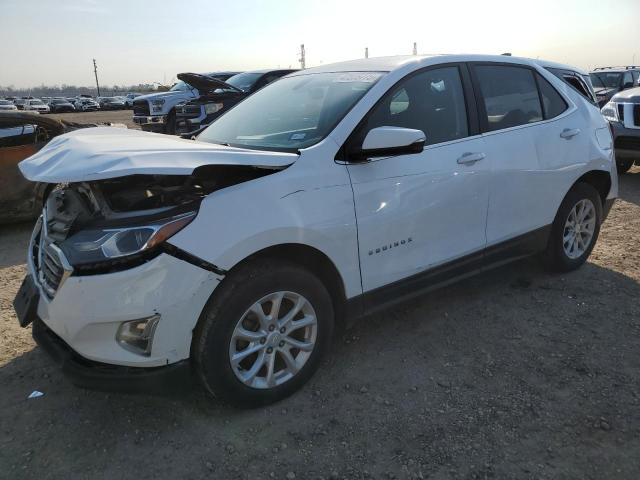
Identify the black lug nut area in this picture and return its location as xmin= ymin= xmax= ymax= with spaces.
xmin=280 ymin=327 xmax=286 ymax=334
xmin=266 ymin=347 xmax=273 ymax=354
xmin=268 ymin=325 xmax=275 ymax=331
xmin=260 ymin=338 xmax=266 ymax=344
xmin=279 ymin=341 xmax=285 ymax=347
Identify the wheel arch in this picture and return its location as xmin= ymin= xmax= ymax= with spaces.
xmin=225 ymin=243 xmax=349 ymax=330
xmin=572 ymin=170 xmax=611 ymax=206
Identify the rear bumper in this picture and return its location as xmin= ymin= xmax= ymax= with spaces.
xmin=32 ymin=317 xmax=193 ymax=393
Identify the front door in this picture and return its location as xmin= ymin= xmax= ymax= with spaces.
xmin=346 ymin=65 xmax=491 ymax=293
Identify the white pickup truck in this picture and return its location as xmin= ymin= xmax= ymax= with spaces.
xmin=132 ymin=71 xmax=239 ymax=134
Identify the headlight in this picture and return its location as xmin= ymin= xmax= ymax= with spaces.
xmin=151 ymin=99 xmax=165 ymax=106
xmin=204 ymin=102 xmax=223 ymax=115
xmin=60 ymin=211 xmax=196 ymax=267
xmin=601 ymin=101 xmax=619 ymax=122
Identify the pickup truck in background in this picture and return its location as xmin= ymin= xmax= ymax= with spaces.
xmin=132 ymin=71 xmax=239 ymax=134
xmin=175 ymin=69 xmax=297 ymax=135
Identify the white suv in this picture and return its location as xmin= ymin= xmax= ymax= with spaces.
xmin=15 ymin=55 xmax=617 ymax=407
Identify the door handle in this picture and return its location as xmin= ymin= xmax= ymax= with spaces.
xmin=457 ymin=152 xmax=486 ymax=165
xmin=560 ymin=128 xmax=581 ymax=139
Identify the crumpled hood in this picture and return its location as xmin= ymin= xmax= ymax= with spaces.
xmin=19 ymin=127 xmax=297 ymax=183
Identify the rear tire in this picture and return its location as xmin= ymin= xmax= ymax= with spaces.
xmin=193 ymin=259 xmax=334 ymax=408
xmin=541 ymin=183 xmax=602 ymax=272
xmin=616 ymin=158 xmax=635 ymax=174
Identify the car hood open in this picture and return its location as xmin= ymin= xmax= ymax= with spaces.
xmin=177 ymin=73 xmax=242 ymax=93
xmin=19 ymin=127 xmax=297 ymax=183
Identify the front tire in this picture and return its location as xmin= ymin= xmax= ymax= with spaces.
xmin=542 ymin=183 xmax=602 ymax=272
xmin=616 ymin=158 xmax=635 ymax=174
xmin=193 ymin=259 xmax=334 ymax=408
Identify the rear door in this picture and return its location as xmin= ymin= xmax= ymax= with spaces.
xmin=347 ymin=64 xmax=491 ymax=292
xmin=471 ymin=63 xmax=587 ymax=249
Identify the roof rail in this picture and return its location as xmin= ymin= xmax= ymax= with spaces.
xmin=593 ymin=65 xmax=639 ymax=71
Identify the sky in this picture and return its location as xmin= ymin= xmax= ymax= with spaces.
xmin=1 ymin=0 xmax=639 ymax=89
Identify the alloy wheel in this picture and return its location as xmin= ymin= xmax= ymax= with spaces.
xmin=563 ymin=199 xmax=596 ymax=259
xmin=229 ymin=291 xmax=318 ymax=389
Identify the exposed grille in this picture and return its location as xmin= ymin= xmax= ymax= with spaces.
xmin=176 ymin=104 xmax=202 ymax=118
xmin=133 ymin=99 xmax=150 ymax=116
xmin=634 ymin=105 xmax=640 ymax=127
xmin=615 ymin=136 xmax=640 ymax=151
xmin=618 ymin=104 xmax=625 ymax=122
xmin=31 ymin=217 xmax=71 ymax=299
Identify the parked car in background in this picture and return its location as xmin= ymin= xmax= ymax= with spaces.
xmin=74 ymin=98 xmax=100 ymax=112
xmin=132 ymin=71 xmax=240 ymax=134
xmin=0 ymin=112 xmax=127 ymax=224
xmin=0 ymin=100 xmax=18 ymax=111
xmin=23 ymin=99 xmax=50 ymax=114
xmin=601 ymin=86 xmax=640 ymax=173
xmin=590 ymin=67 xmax=640 ymax=106
xmin=124 ymin=93 xmax=142 ymax=108
xmin=13 ymin=99 xmax=27 ymax=110
xmin=175 ymin=69 xmax=297 ymax=135
xmin=99 ymin=97 xmax=126 ymax=110
xmin=48 ymin=98 xmax=76 ymax=113
xmin=15 ymin=55 xmax=617 ymax=407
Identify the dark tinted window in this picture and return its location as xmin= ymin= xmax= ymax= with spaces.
xmin=536 ymin=74 xmax=567 ymax=119
xmin=362 ymin=66 xmax=468 ymax=146
xmin=623 ymin=72 xmax=633 ymax=87
xmin=475 ymin=65 xmax=542 ymax=131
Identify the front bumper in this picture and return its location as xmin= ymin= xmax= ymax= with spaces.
xmin=29 ymin=251 xmax=221 ymax=368
xmin=32 ymin=317 xmax=193 ymax=393
xmin=611 ymin=121 xmax=640 ymax=160
xmin=133 ymin=115 xmax=166 ymax=126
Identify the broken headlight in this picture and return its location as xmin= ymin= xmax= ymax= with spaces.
xmin=60 ymin=211 xmax=196 ymax=268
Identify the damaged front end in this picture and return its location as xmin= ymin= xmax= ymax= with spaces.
xmin=32 ymin=165 xmax=275 ymax=296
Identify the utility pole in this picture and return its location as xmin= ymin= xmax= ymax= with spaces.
xmin=412 ymin=42 xmax=417 ymax=55
xmin=365 ymin=47 xmax=369 ymax=59
xmin=298 ymin=44 xmax=306 ymax=69
xmin=92 ymin=59 xmax=101 ymax=97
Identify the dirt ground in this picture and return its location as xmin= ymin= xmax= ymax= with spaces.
xmin=47 ymin=109 xmax=140 ymax=130
xmin=1 ymin=168 xmax=639 ymax=480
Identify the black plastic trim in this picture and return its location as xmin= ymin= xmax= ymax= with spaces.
xmin=346 ymin=225 xmax=551 ymax=318
xmin=162 ymin=243 xmax=227 ymax=276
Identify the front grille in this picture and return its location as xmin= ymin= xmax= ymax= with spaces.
xmin=133 ymin=99 xmax=150 ymax=116
xmin=615 ymin=136 xmax=640 ymax=151
xmin=31 ymin=217 xmax=72 ymax=299
xmin=176 ymin=104 xmax=202 ymax=118
xmin=618 ymin=104 xmax=625 ymax=122
xmin=634 ymin=105 xmax=640 ymax=127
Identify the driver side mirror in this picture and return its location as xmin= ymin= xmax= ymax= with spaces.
xmin=349 ymin=126 xmax=426 ymax=162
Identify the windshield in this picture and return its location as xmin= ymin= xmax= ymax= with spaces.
xmin=223 ymin=72 xmax=264 ymax=92
xmin=30 ymin=100 xmax=44 ymax=105
xmin=0 ymin=100 xmax=11 ymax=105
xmin=198 ymin=71 xmax=384 ymax=152
xmin=590 ymin=72 xmax=621 ymax=89
xmin=170 ymin=81 xmax=192 ymax=92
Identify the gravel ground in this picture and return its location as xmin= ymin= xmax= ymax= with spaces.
xmin=1 ymin=169 xmax=639 ymax=480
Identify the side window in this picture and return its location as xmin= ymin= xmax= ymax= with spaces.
xmin=623 ymin=72 xmax=633 ymax=88
xmin=474 ymin=65 xmax=542 ymax=131
xmin=362 ymin=66 xmax=469 ymax=146
xmin=536 ymin=74 xmax=567 ymax=119
xmin=632 ymin=71 xmax=639 ymax=85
